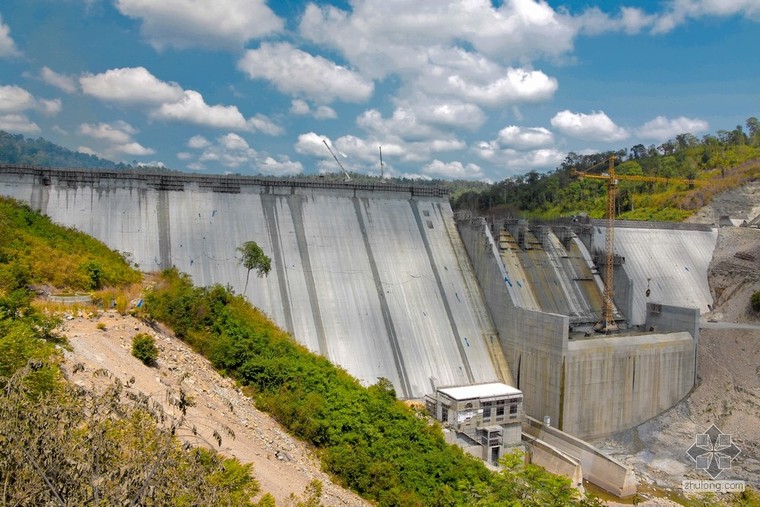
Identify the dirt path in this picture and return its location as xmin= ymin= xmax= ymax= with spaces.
xmin=58 ymin=311 xmax=370 ymax=507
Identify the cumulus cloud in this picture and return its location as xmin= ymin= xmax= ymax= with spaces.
xmin=152 ymin=90 xmax=249 ymax=129
xmin=294 ymin=132 xmax=333 ymax=157
xmin=653 ymin=0 xmax=760 ymax=33
xmin=497 ymin=126 xmax=554 ymax=149
xmin=187 ymin=135 xmax=210 ymax=149
xmin=115 ymin=0 xmax=283 ymax=50
xmin=184 ymin=132 xmax=302 ymax=175
xmin=0 ymin=85 xmax=60 ymax=115
xmin=0 ymin=14 xmax=20 ymax=57
xmin=41 ymin=67 xmax=78 ymax=93
xmin=238 ymin=42 xmax=374 ymax=104
xmin=550 ymin=110 xmax=629 ymax=142
xmin=635 ymin=115 xmax=709 ymax=141
xmin=78 ymin=120 xmax=154 ymax=157
xmin=299 ymin=1 xmax=578 ymax=76
xmin=80 ymin=67 xmax=184 ymax=105
xmin=80 ymin=67 xmax=280 ymax=133
xmin=0 ymin=114 xmax=39 ymax=134
xmin=290 ymin=99 xmax=337 ymax=120
xmin=79 ymin=121 xmax=137 ymax=144
xmin=422 ymin=159 xmax=484 ymax=180
xmin=446 ymin=67 xmax=557 ymax=106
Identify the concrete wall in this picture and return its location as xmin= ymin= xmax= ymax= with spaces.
xmin=527 ymin=438 xmax=584 ymax=490
xmin=458 ymin=217 xmax=699 ymax=440
xmin=458 ymin=218 xmax=565 ymax=425
xmin=523 ymin=417 xmax=636 ymax=497
xmin=0 ymin=166 xmax=508 ymax=400
xmin=563 ymin=332 xmax=696 ymax=438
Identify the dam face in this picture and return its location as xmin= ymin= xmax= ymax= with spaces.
xmin=0 ymin=166 xmax=510 ymax=399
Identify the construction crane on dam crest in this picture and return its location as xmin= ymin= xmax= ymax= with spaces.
xmin=573 ymin=156 xmax=707 ymax=333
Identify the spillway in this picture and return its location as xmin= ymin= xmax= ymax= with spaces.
xmin=0 ymin=166 xmax=510 ymax=399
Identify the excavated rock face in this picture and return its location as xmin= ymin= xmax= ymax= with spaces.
xmin=706 ymin=224 xmax=760 ymax=323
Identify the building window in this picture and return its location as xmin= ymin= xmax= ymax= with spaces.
xmin=496 ymin=406 xmax=505 ymax=418
xmin=510 ymin=404 xmax=518 ymax=415
xmin=441 ymin=406 xmax=449 ymax=423
xmin=482 ymin=401 xmax=492 ymax=419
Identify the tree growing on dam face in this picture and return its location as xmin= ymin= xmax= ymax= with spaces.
xmin=237 ymin=241 xmax=271 ymax=294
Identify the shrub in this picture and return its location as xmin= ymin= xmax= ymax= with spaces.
xmin=131 ymin=333 xmax=158 ymax=366
xmin=751 ymin=291 xmax=760 ymax=313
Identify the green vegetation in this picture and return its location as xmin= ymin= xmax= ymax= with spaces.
xmin=0 ymin=196 xmax=142 ymax=291
xmin=142 ymin=268 xmax=601 ymax=506
xmin=0 ymin=198 xmax=263 ymax=506
xmin=0 ymin=367 xmax=259 ymax=506
xmin=0 ymin=129 xmax=122 ymax=169
xmin=238 ymin=240 xmax=272 ymax=293
xmin=453 ymin=118 xmax=760 ymax=220
xmin=751 ymin=291 xmax=760 ymax=313
xmin=132 ymin=332 xmax=159 ymax=366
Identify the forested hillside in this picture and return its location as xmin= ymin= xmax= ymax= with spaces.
xmin=453 ymin=117 xmax=760 ymax=221
xmin=0 ymin=130 xmax=126 ymax=169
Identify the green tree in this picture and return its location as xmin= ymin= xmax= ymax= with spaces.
xmin=131 ymin=333 xmax=159 ymax=366
xmin=237 ymin=241 xmax=271 ymax=294
xmin=751 ymin=291 xmax=760 ymax=313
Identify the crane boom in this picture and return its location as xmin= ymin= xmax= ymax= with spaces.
xmin=573 ymin=157 xmax=705 ymax=332
xmin=323 ymin=140 xmax=351 ymax=181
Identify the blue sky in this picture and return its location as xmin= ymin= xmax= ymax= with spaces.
xmin=0 ymin=0 xmax=758 ymax=181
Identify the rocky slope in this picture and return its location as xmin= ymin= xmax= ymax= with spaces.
xmin=596 ymin=181 xmax=760 ymax=495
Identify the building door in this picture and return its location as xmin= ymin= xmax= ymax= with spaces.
xmin=491 ymin=447 xmax=499 ymax=464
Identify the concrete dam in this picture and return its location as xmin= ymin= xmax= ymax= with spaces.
xmin=0 ymin=165 xmax=510 ymax=400
xmin=1 ymin=165 xmax=716 ymax=439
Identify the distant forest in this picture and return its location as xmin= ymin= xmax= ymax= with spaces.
xmin=453 ymin=117 xmax=760 ymax=221
xmin=0 ymin=130 xmax=125 ymax=169
xmin=2 ymin=119 xmax=760 ymax=221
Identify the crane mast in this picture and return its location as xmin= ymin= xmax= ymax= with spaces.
xmin=572 ymin=157 xmax=705 ymax=333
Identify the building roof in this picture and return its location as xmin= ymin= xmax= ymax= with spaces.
xmin=438 ymin=382 xmax=521 ymax=401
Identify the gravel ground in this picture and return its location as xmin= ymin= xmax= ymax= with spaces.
xmin=595 ymin=182 xmax=760 ymax=497
xmin=58 ymin=312 xmax=370 ymax=507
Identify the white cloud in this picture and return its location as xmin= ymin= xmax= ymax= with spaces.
xmin=635 ymin=116 xmax=709 ymax=141
xmin=393 ymin=95 xmax=486 ymax=131
xmin=0 ymin=85 xmax=60 ymax=115
xmin=0 ymin=114 xmax=39 ymax=134
xmin=502 ymin=148 xmax=565 ymax=170
xmin=187 ymin=135 xmax=210 ymax=149
xmin=182 ymin=131 xmax=301 ymax=174
xmin=445 ymin=67 xmax=557 ymax=106
xmin=258 ymin=156 xmax=303 ymax=176
xmin=550 ymin=110 xmax=629 ymax=142
xmin=113 ymin=142 xmax=155 ymax=156
xmin=41 ymin=67 xmax=78 ymax=93
xmin=290 ymin=99 xmax=337 ymax=120
xmin=247 ymin=113 xmax=284 ymax=135
xmin=497 ymin=126 xmax=554 ymax=149
xmin=153 ymin=87 xmax=247 ymax=128
xmin=219 ymin=132 xmax=249 ymax=151
xmin=238 ymin=42 xmax=374 ymax=104
xmin=357 ymin=108 xmax=441 ymax=140
xmin=80 ymin=67 xmax=184 ymax=105
xmin=653 ymin=0 xmax=760 ymax=33
xmin=115 ymin=0 xmax=283 ymax=50
xmin=294 ymin=132 xmax=332 ymax=157
xmin=299 ymin=1 xmax=578 ymax=77
xmin=79 ymin=121 xmax=137 ymax=144
xmin=78 ymin=120 xmax=154 ymax=158
xmin=0 ymin=15 xmax=20 ymax=58
xmin=422 ymin=159 xmax=484 ymax=180
xmin=152 ymin=90 xmax=280 ymax=133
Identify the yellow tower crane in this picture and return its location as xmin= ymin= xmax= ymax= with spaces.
xmin=572 ymin=156 xmax=706 ymax=332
